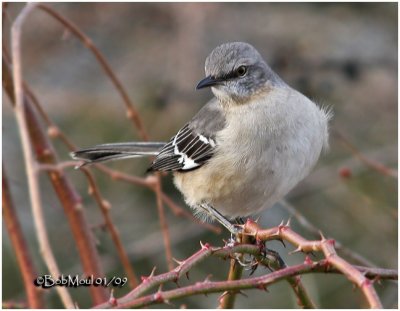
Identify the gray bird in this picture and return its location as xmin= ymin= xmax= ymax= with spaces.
xmin=72 ymin=42 xmax=331 ymax=234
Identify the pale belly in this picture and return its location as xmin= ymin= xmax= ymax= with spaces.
xmin=173 ymin=143 xmax=314 ymax=219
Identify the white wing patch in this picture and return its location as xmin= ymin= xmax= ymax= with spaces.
xmin=149 ymin=124 xmax=216 ymax=172
xmin=173 ymin=132 xmax=201 ymax=170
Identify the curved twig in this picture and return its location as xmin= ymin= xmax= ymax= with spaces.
xmin=11 ymin=3 xmax=74 ymax=307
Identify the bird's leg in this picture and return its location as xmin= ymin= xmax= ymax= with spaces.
xmin=199 ymin=203 xmax=242 ymax=235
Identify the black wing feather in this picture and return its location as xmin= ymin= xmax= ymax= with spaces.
xmin=149 ymin=124 xmax=216 ymax=172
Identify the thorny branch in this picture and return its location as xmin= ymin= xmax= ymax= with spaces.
xmin=280 ymin=200 xmax=376 ymax=268
xmin=94 ymin=232 xmax=396 ymax=309
xmin=244 ymin=220 xmax=384 ymax=308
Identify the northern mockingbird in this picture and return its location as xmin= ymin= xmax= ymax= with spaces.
xmin=72 ymin=42 xmax=331 ymax=234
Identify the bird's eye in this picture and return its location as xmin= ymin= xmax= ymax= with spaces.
xmin=236 ymin=66 xmax=247 ymax=77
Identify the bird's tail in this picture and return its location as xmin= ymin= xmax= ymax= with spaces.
xmin=71 ymin=142 xmax=165 ymax=166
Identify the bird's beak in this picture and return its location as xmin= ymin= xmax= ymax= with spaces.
xmin=196 ymin=76 xmax=223 ymax=90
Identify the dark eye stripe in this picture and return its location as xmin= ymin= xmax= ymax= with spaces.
xmin=218 ymin=65 xmax=251 ymax=81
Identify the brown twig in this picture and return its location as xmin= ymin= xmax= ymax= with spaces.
xmin=151 ymin=174 xmax=174 ymax=271
xmin=244 ymin=220 xmax=383 ymax=308
xmin=81 ymin=169 xmax=139 ymax=288
xmin=218 ymin=233 xmax=252 ymax=308
xmin=116 ymin=261 xmax=324 ymax=308
xmin=37 ymin=3 xmax=149 ymax=141
xmin=333 ymin=130 xmax=397 ymax=179
xmin=10 ymin=3 xmax=74 ymax=307
xmin=5 ymin=13 xmax=221 ymax=236
xmin=280 ymin=200 xmax=376 ymax=267
xmin=95 ymin=164 xmax=222 ymax=233
xmin=5 ymin=31 xmax=108 ymax=307
xmin=2 ymin=164 xmax=44 ymax=308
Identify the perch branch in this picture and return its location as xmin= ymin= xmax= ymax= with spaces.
xmin=94 ymin=241 xmax=394 ymax=308
xmin=280 ymin=200 xmax=376 ymax=267
xmin=244 ymin=220 xmax=383 ymax=308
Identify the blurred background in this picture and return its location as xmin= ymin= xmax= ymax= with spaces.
xmin=2 ymin=2 xmax=397 ymax=308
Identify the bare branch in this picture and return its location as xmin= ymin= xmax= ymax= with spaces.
xmin=151 ymin=174 xmax=174 ymax=271
xmin=333 ymin=129 xmax=397 ymax=179
xmin=82 ymin=169 xmax=139 ymax=288
xmin=10 ymin=3 xmax=74 ymax=307
xmin=2 ymin=164 xmax=44 ymax=308
xmin=37 ymin=4 xmax=149 ymax=141
xmin=5 ymin=25 xmax=108 ymax=307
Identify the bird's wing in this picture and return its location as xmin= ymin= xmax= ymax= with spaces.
xmin=149 ymin=99 xmax=225 ymax=172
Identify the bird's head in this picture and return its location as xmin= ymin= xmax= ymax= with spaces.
xmin=196 ymin=42 xmax=283 ymax=105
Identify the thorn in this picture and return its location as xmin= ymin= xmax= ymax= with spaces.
xmin=149 ymin=266 xmax=157 ymax=278
xmin=200 ymin=241 xmax=211 ymax=250
xmin=254 ymin=215 xmax=261 ymax=223
xmin=285 ymin=218 xmax=292 ymax=227
xmin=172 ymin=257 xmax=184 ymax=266
xmin=141 ymin=267 xmax=157 ymax=282
xmin=204 ymin=274 xmax=213 ymax=282
xmin=373 ymin=276 xmax=382 ymax=285
xmin=140 ymin=276 xmax=148 ymax=282
xmin=319 ymin=231 xmax=326 ymax=241
xmin=276 ymin=238 xmax=286 ymax=248
xmin=289 ymin=246 xmax=302 ymax=255
xmin=153 ymin=291 xmax=164 ymax=303
xmin=237 ymin=290 xmax=248 ymax=298
xmin=304 ymin=255 xmax=313 ymax=265
xmin=257 ymin=283 xmax=269 ymax=292
xmin=361 ymin=279 xmax=372 ymax=288
xmin=250 ymin=263 xmax=259 ymax=276
xmin=164 ymin=299 xmax=174 ymax=307
xmin=278 ymin=220 xmax=284 ymax=227
xmin=327 ymin=239 xmax=336 ymax=247
xmin=323 ymin=260 xmax=332 ymax=272
xmin=108 ymin=289 xmax=117 ymax=307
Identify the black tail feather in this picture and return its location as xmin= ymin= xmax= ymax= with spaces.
xmin=71 ymin=142 xmax=165 ymax=165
